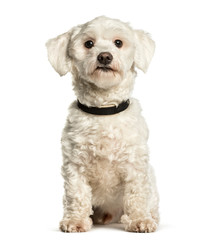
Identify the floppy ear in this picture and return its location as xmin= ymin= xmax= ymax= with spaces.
xmin=46 ymin=29 xmax=74 ymax=76
xmin=133 ymin=30 xmax=155 ymax=73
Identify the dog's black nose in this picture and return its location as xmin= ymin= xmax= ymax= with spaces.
xmin=97 ymin=52 xmax=113 ymax=65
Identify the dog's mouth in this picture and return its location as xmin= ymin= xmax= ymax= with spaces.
xmin=95 ymin=66 xmax=114 ymax=72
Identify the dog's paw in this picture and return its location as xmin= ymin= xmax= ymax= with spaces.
xmin=121 ymin=215 xmax=158 ymax=233
xmin=60 ymin=218 xmax=92 ymax=233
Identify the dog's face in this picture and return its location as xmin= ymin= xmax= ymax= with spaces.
xmin=46 ymin=16 xmax=155 ymax=89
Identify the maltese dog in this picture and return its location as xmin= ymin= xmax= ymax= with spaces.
xmin=46 ymin=16 xmax=159 ymax=233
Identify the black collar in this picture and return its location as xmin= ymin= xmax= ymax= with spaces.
xmin=77 ymin=99 xmax=130 ymax=115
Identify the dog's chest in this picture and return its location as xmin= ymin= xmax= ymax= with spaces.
xmin=77 ymin=115 xmax=131 ymax=161
xmin=79 ymin=118 xmax=127 ymax=201
xmin=65 ymin=102 xmax=146 ymax=163
xmin=63 ymin=100 xmax=148 ymax=178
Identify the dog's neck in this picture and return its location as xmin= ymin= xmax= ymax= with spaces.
xmin=73 ymin=73 xmax=135 ymax=108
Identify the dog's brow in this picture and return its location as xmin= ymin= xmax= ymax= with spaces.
xmin=82 ymin=31 xmax=96 ymax=39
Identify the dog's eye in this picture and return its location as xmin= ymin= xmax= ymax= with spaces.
xmin=84 ymin=40 xmax=94 ymax=49
xmin=114 ymin=39 xmax=123 ymax=48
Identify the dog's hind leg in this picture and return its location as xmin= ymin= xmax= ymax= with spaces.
xmin=91 ymin=206 xmax=123 ymax=225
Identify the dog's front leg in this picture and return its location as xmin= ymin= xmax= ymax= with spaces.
xmin=121 ymin=159 xmax=158 ymax=232
xmin=60 ymin=162 xmax=93 ymax=232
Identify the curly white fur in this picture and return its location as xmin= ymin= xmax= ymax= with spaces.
xmin=46 ymin=16 xmax=159 ymax=233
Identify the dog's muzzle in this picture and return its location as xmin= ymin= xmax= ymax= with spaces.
xmin=96 ymin=52 xmax=114 ymax=72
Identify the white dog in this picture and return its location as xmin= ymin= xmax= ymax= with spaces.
xmin=46 ymin=16 xmax=159 ymax=233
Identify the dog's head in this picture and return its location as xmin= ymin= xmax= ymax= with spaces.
xmin=46 ymin=16 xmax=155 ymax=89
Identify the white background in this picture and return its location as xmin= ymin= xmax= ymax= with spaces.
xmin=0 ymin=0 xmax=201 ymax=239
